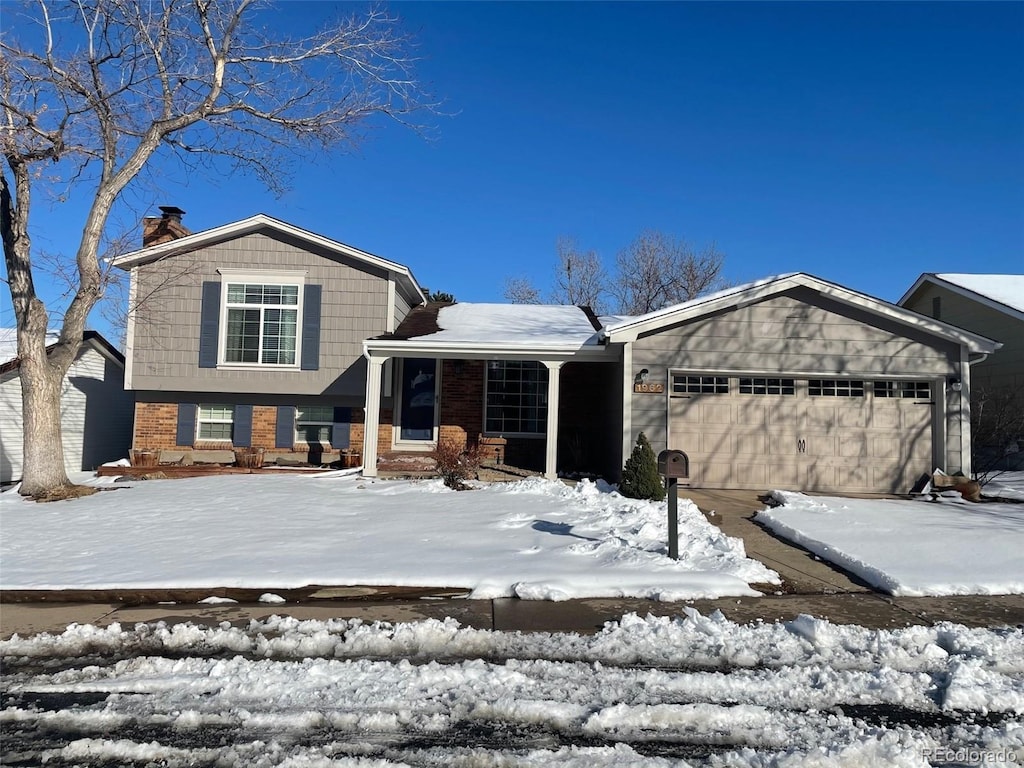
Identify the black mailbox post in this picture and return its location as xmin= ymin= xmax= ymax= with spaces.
xmin=657 ymin=450 xmax=690 ymax=560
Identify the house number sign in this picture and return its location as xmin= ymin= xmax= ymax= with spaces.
xmin=633 ymin=382 xmax=664 ymax=393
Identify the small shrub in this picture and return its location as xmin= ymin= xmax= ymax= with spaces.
xmin=433 ymin=437 xmax=482 ymax=491
xmin=620 ymin=432 xmax=666 ymax=501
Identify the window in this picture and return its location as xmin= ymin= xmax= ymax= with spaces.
xmin=198 ymin=405 xmax=234 ymax=441
xmin=224 ymin=282 xmax=299 ymax=365
xmin=739 ymin=377 xmax=795 ymax=395
xmin=808 ymin=379 xmax=864 ymax=397
xmin=672 ymin=375 xmax=729 ymax=394
xmin=296 ymin=405 xmax=333 ymax=444
xmin=485 ymin=361 xmax=548 ymax=435
xmin=874 ymin=381 xmax=931 ymax=399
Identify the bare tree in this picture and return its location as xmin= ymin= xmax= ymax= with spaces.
xmin=971 ymin=384 xmax=1024 ymax=486
xmin=552 ymin=236 xmax=606 ymax=313
xmin=503 ymin=275 xmax=542 ymax=304
xmin=1 ymin=0 xmax=436 ymax=499
xmin=610 ymin=230 xmax=726 ymax=315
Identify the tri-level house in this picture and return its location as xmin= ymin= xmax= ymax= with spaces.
xmin=115 ymin=209 xmax=1001 ymax=494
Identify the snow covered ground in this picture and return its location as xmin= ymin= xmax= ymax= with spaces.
xmin=0 ymin=473 xmax=777 ymax=599
xmin=2 ymin=611 xmax=1022 ymax=766
xmin=756 ymin=480 xmax=1024 ymax=596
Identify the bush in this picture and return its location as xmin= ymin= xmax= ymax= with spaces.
xmin=433 ymin=436 xmax=481 ymax=491
xmin=620 ymin=432 xmax=666 ymax=501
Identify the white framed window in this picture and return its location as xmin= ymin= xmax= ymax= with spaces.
xmin=296 ymin=405 xmax=333 ymax=444
xmin=739 ymin=377 xmax=796 ymax=395
xmin=672 ymin=375 xmax=729 ymax=394
xmin=809 ymin=379 xmax=864 ymax=397
xmin=874 ymin=381 xmax=931 ymax=399
xmin=485 ymin=360 xmax=547 ymax=436
xmin=218 ymin=270 xmax=305 ymax=367
xmin=198 ymin=404 xmax=234 ymax=441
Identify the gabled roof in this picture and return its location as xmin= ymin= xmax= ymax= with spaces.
xmin=899 ymin=273 xmax=1024 ymax=322
xmin=602 ymin=272 xmax=1001 ymax=354
xmin=366 ymin=303 xmax=608 ymax=360
xmin=110 ymin=213 xmax=425 ymax=305
xmin=0 ymin=330 xmax=124 ymax=376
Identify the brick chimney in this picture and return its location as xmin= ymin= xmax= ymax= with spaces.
xmin=142 ymin=206 xmax=190 ymax=247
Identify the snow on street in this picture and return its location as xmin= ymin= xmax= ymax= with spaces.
xmin=2 ymin=611 xmax=1022 ymax=766
xmin=0 ymin=474 xmax=776 ymax=599
xmin=755 ymin=485 xmax=1024 ymax=597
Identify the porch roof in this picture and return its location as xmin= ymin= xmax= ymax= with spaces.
xmin=365 ymin=302 xmax=610 ymax=360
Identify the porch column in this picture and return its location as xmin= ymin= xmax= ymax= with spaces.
xmin=362 ymin=355 xmax=388 ymax=477
xmin=543 ymin=361 xmax=564 ymax=480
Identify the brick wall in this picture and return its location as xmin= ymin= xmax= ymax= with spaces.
xmin=133 ymin=401 xmax=396 ymax=459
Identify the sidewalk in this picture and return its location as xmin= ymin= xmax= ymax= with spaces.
xmin=4 ymin=589 xmax=1024 ymax=640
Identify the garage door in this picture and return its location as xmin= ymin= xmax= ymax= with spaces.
xmin=668 ymin=375 xmax=934 ymax=493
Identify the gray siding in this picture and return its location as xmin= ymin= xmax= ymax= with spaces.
xmin=393 ymin=287 xmax=412 ymax=331
xmin=130 ymin=230 xmax=391 ymax=396
xmin=627 ymin=287 xmax=962 ymax=468
xmin=1 ymin=345 xmax=133 ymax=482
xmin=903 ymin=283 xmax=1024 ymax=395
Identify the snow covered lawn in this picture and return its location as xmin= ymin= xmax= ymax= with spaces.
xmin=756 ymin=488 xmax=1024 ymax=596
xmin=0 ymin=473 xmax=777 ymax=599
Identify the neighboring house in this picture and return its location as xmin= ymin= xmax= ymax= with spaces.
xmin=0 ymin=329 xmax=134 ymax=484
xmin=899 ymin=273 xmax=1024 ymax=470
xmin=116 ymin=210 xmax=999 ymax=494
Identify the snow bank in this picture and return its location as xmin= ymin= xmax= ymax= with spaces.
xmin=0 ymin=475 xmax=777 ymax=599
xmin=756 ymin=491 xmax=1024 ymax=596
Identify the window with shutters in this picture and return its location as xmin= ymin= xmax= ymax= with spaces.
xmin=198 ymin=405 xmax=234 ymax=441
xmin=216 ymin=270 xmax=306 ymax=368
xmin=296 ymin=405 xmax=334 ymax=444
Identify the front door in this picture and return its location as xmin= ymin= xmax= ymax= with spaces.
xmin=397 ymin=358 xmax=438 ymax=444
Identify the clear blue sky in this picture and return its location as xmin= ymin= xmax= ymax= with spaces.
xmin=3 ymin=1 xmax=1022 ymax=340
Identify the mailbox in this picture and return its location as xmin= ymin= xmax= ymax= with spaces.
xmin=657 ymin=449 xmax=690 ymax=480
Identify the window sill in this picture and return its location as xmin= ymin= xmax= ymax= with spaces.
xmin=216 ymin=364 xmax=301 ymax=372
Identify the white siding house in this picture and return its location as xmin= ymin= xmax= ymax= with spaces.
xmin=0 ymin=330 xmax=134 ymax=484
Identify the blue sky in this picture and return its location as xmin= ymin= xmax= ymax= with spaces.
xmin=2 ymin=1 xmax=1022 ymax=340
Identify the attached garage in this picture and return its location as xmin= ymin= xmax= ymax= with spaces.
xmin=604 ymin=274 xmax=1000 ymax=494
xmin=667 ymin=374 xmax=933 ymax=493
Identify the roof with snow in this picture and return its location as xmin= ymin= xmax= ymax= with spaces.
xmin=899 ymin=273 xmax=1024 ymax=320
xmin=367 ymin=302 xmax=606 ymax=358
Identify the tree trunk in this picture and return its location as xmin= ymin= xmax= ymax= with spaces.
xmin=18 ymin=347 xmax=73 ymax=497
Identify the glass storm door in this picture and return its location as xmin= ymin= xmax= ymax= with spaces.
xmin=398 ymin=358 xmax=437 ymax=442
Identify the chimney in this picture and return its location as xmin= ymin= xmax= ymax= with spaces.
xmin=142 ymin=205 xmax=190 ymax=247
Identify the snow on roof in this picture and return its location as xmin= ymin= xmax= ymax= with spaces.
xmin=0 ymin=328 xmax=61 ymax=364
xmin=933 ymin=273 xmax=1024 ymax=315
xmin=420 ymin=303 xmax=602 ymax=348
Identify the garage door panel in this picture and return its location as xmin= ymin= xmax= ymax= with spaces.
xmin=668 ymin=373 xmax=934 ymax=493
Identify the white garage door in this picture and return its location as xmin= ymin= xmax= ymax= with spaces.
xmin=668 ymin=375 xmax=935 ymax=493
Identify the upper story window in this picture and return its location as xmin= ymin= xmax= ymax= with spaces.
xmin=225 ymin=283 xmax=299 ymax=365
xmin=485 ymin=360 xmax=548 ymax=436
xmin=213 ymin=270 xmax=307 ymax=368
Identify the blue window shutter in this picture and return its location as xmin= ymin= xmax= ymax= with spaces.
xmin=331 ymin=406 xmax=351 ymax=450
xmin=198 ymin=281 xmax=221 ymax=368
xmin=276 ymin=406 xmax=296 ymax=449
xmin=234 ymin=404 xmax=253 ymax=448
xmin=301 ymin=284 xmax=321 ymax=371
xmin=176 ymin=403 xmax=198 ymax=447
